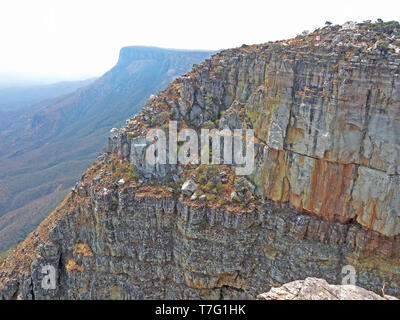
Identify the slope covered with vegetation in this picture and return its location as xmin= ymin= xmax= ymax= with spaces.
xmin=0 ymin=47 xmax=214 ymax=252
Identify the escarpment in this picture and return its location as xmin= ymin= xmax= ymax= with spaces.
xmin=1 ymin=21 xmax=400 ymax=299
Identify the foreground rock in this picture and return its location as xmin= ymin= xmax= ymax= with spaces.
xmin=258 ymin=278 xmax=398 ymax=300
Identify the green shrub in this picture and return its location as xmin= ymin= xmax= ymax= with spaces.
xmin=216 ymin=182 xmax=224 ymax=191
xmin=381 ymin=21 xmax=400 ymax=34
xmin=202 ymin=120 xmax=216 ymax=130
xmin=151 ymin=111 xmax=170 ymax=126
xmin=204 ymin=93 xmax=213 ymax=105
xmin=198 ymin=174 xmax=207 ymax=185
xmin=197 ymin=165 xmax=225 ymax=195
xmin=125 ymin=166 xmax=140 ymax=181
xmin=214 ymin=66 xmax=224 ymax=73
xmin=161 ymin=122 xmax=169 ymax=131
xmin=112 ymin=168 xmax=121 ymax=180
xmin=218 ymin=198 xmax=227 ymax=206
xmin=199 ymin=164 xmax=220 ymax=177
xmin=376 ymin=40 xmax=389 ymax=52
xmin=0 ymin=250 xmax=9 ymax=264
xmin=368 ymin=20 xmax=400 ymax=34
xmin=206 ymin=194 xmax=216 ymax=201
xmin=204 ymin=181 xmax=214 ymax=192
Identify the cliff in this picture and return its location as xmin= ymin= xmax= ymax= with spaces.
xmin=0 ymin=47 xmax=213 ymax=253
xmin=1 ymin=21 xmax=400 ymax=299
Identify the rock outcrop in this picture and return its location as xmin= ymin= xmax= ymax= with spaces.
xmin=0 ymin=47 xmax=214 ymax=253
xmin=1 ymin=21 xmax=400 ymax=300
xmin=257 ymin=277 xmax=398 ymax=300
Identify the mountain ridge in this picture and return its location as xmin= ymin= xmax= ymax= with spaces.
xmin=0 ymin=78 xmax=96 ymax=113
xmin=0 ymin=46 xmax=214 ymax=252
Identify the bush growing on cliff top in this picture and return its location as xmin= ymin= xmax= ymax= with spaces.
xmin=202 ymin=120 xmax=216 ymax=130
xmin=161 ymin=122 xmax=169 ymax=131
xmin=214 ymin=65 xmax=224 ymax=74
xmin=198 ymin=164 xmax=220 ymax=178
xmin=204 ymin=93 xmax=213 ymax=105
xmin=151 ymin=111 xmax=170 ymax=127
xmin=206 ymin=194 xmax=216 ymax=201
xmin=112 ymin=168 xmax=121 ymax=180
xmin=381 ymin=21 xmax=400 ymax=34
xmin=376 ymin=40 xmax=389 ymax=52
xmin=369 ymin=20 xmax=400 ymax=34
xmin=125 ymin=166 xmax=140 ymax=181
xmin=0 ymin=251 xmax=8 ymax=264
xmin=112 ymin=163 xmax=139 ymax=182
xmin=198 ymin=174 xmax=207 ymax=185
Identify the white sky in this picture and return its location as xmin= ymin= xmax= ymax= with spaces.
xmin=0 ymin=0 xmax=399 ymax=81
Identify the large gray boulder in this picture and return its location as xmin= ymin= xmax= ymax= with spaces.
xmin=257 ymin=277 xmax=398 ymax=300
xmin=181 ymin=179 xmax=198 ymax=196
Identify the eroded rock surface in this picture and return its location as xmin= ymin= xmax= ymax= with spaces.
xmin=1 ymin=21 xmax=400 ymax=300
xmin=111 ymin=21 xmax=400 ymax=237
xmin=258 ymin=277 xmax=398 ymax=300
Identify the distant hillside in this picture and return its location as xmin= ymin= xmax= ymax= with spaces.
xmin=0 ymin=46 xmax=214 ymax=252
xmin=0 ymin=78 xmax=96 ymax=112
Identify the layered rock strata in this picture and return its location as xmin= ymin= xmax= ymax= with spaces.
xmin=1 ymin=21 xmax=400 ymax=299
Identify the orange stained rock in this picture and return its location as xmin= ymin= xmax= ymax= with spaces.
xmin=75 ymin=243 xmax=94 ymax=257
xmin=304 ymin=160 xmax=356 ymax=222
xmin=66 ymin=259 xmax=84 ymax=272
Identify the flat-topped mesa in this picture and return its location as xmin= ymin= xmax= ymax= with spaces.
xmin=109 ymin=21 xmax=400 ymax=237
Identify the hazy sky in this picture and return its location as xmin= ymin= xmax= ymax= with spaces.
xmin=0 ymin=0 xmax=399 ymax=82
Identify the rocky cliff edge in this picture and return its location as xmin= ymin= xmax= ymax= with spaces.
xmin=1 ymin=21 xmax=400 ymax=299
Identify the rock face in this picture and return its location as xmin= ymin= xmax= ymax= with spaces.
xmin=257 ymin=277 xmax=398 ymax=300
xmin=0 ymin=46 xmax=214 ymax=254
xmin=1 ymin=21 xmax=400 ymax=300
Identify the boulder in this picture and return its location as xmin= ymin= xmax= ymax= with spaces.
xmin=257 ymin=278 xmax=398 ymax=300
xmin=181 ymin=179 xmax=198 ymax=196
